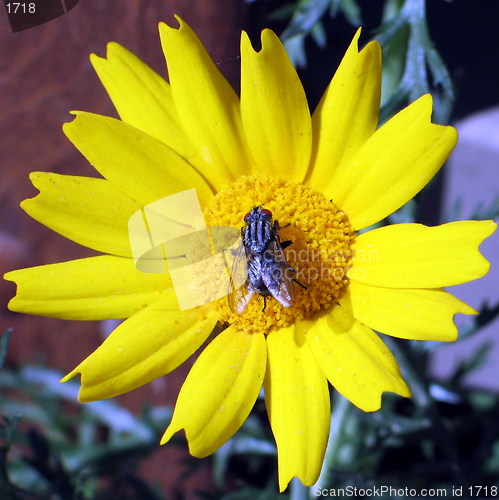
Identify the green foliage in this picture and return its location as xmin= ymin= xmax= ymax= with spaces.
xmin=376 ymin=0 xmax=454 ymax=124
xmin=0 ymin=336 xmax=172 ymax=500
xmin=470 ymin=196 xmax=499 ymax=222
xmin=266 ymin=0 xmax=361 ymax=67
xmin=251 ymin=0 xmax=454 ymax=126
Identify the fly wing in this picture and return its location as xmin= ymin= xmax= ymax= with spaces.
xmin=228 ymin=284 xmax=255 ymax=314
xmin=261 ymin=240 xmax=294 ymax=307
xmin=225 ymin=240 xmax=253 ymax=314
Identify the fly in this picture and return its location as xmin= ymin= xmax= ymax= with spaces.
xmin=228 ymin=206 xmax=305 ymax=313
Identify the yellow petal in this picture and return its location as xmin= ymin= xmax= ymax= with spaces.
xmin=62 ymin=293 xmax=217 ymax=402
xmin=240 ymin=29 xmax=312 ymax=181
xmin=265 ymin=325 xmax=330 ymax=492
xmin=90 ymin=42 xmax=196 ymax=162
xmin=340 ymin=281 xmax=477 ymax=341
xmin=159 ymin=18 xmax=251 ymax=188
xmin=4 ymin=255 xmax=170 ymax=320
xmin=349 ymin=220 xmax=497 ymax=288
xmin=307 ymin=29 xmax=381 ymax=190
xmin=161 ymin=327 xmax=266 ymax=457
xmin=325 ymin=94 xmax=457 ymax=230
xmin=307 ymin=306 xmax=411 ymax=411
xmin=63 ymin=112 xmax=213 ymax=207
xmin=21 ymin=173 xmax=138 ymax=257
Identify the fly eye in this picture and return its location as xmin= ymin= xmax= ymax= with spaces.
xmin=260 ymin=208 xmax=273 ymax=217
xmin=243 ymin=212 xmax=251 ymax=221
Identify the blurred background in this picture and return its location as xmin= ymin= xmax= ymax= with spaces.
xmin=1 ymin=1 xmax=498 ymax=498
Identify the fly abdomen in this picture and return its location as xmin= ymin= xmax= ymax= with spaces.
xmin=247 ymin=254 xmax=270 ymax=296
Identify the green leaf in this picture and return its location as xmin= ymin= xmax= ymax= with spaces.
xmin=376 ymin=0 xmax=454 ymax=125
xmin=331 ymin=0 xmax=362 ymax=25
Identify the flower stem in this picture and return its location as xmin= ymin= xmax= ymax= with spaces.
xmin=290 ymin=477 xmax=309 ymax=500
xmin=310 ymin=393 xmax=351 ymax=497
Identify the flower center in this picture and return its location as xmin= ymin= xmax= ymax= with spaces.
xmin=204 ymin=176 xmax=354 ymax=334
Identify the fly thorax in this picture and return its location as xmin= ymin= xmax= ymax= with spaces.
xmin=245 ymin=219 xmax=274 ymax=254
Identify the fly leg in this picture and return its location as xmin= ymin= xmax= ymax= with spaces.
xmin=261 ymin=295 xmax=268 ymax=312
xmin=293 ymin=277 xmax=307 ymax=290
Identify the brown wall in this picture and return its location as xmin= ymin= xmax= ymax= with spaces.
xmin=0 ymin=1 xmax=252 ymax=496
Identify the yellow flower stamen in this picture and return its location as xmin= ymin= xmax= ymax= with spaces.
xmin=204 ymin=176 xmax=355 ymax=334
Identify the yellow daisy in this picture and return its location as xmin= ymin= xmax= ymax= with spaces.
xmin=4 ymin=17 xmax=496 ymax=491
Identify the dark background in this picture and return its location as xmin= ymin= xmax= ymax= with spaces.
xmin=271 ymin=0 xmax=499 ymax=120
xmin=1 ymin=1 xmax=498 ymax=496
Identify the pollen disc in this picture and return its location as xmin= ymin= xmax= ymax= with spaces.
xmin=204 ymin=176 xmax=355 ymax=334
